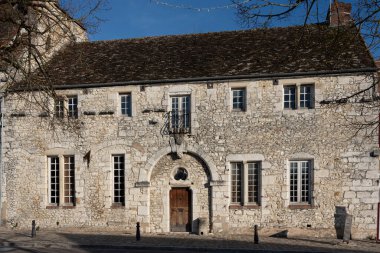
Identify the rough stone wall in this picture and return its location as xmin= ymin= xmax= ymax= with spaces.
xmin=1 ymin=75 xmax=379 ymax=239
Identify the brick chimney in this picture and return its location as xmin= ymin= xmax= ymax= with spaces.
xmin=327 ymin=0 xmax=352 ymax=27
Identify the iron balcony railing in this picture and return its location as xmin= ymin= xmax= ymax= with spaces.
xmin=168 ymin=111 xmax=191 ymax=134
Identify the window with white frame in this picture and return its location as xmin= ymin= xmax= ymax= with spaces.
xmin=170 ymin=95 xmax=190 ymax=133
xmin=54 ymin=96 xmax=78 ymax=118
xmin=48 ymin=155 xmax=75 ymax=205
xmin=231 ymin=162 xmax=242 ymax=203
xmin=54 ymin=99 xmax=64 ymax=118
xmin=63 ymin=156 xmax=75 ymax=204
xmin=49 ymin=156 xmax=60 ymax=204
xmin=289 ymin=160 xmax=312 ymax=204
xmin=231 ymin=161 xmax=260 ymax=205
xmin=284 ymin=86 xmax=296 ymax=109
xmin=299 ymin=85 xmax=313 ymax=109
xmin=120 ymin=93 xmax=132 ymax=116
xmin=232 ymin=88 xmax=246 ymax=111
xmin=283 ymin=84 xmax=314 ymax=109
xmin=113 ymin=154 xmax=125 ymax=205
xmin=67 ymin=97 xmax=78 ymax=118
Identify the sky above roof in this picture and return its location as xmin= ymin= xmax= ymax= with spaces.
xmin=73 ymin=0 xmax=377 ymax=58
xmin=88 ymin=0 xmax=331 ymax=41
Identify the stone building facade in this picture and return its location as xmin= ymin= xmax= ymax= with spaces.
xmin=0 ymin=1 xmax=379 ymax=239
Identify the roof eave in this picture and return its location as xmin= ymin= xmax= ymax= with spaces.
xmin=49 ymin=68 xmax=377 ymax=90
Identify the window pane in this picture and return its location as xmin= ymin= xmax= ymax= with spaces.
xmin=113 ymin=155 xmax=125 ymax=204
xmin=120 ymin=94 xmax=132 ymax=116
xmin=290 ymin=160 xmax=311 ymax=204
xmin=232 ymin=89 xmax=245 ymax=111
xmin=55 ymin=100 xmax=64 ymax=118
xmin=171 ymin=96 xmax=191 ymax=131
xmin=300 ymin=85 xmax=313 ymax=109
xmin=182 ymin=96 xmax=190 ymax=128
xmin=289 ymin=162 xmax=298 ymax=203
xmin=247 ymin=162 xmax=259 ymax=204
xmin=68 ymin=97 xmax=78 ymax=118
xmin=64 ymin=156 xmax=75 ymax=204
xmin=231 ymin=162 xmax=242 ymax=204
xmin=49 ymin=156 xmax=60 ymax=204
xmin=301 ymin=161 xmax=310 ymax=202
xmin=284 ymin=86 xmax=296 ymax=109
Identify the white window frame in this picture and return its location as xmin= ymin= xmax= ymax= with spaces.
xmin=48 ymin=155 xmax=75 ymax=206
xmin=170 ymin=95 xmax=191 ymax=132
xmin=283 ymin=84 xmax=314 ymax=110
xmin=54 ymin=96 xmax=78 ymax=118
xmin=230 ymin=161 xmax=261 ymax=206
xmin=231 ymin=88 xmax=246 ymax=111
xmin=67 ymin=96 xmax=78 ymax=118
xmin=120 ymin=93 xmax=132 ymax=117
xmin=289 ymin=160 xmax=312 ymax=205
xmin=112 ymin=154 xmax=125 ymax=206
xmin=48 ymin=156 xmax=60 ymax=205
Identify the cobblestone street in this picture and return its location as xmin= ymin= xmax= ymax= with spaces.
xmin=0 ymin=228 xmax=378 ymax=252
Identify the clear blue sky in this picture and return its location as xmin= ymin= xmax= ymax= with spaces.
xmin=89 ymin=0 xmax=331 ymax=41
xmin=86 ymin=0 xmax=379 ymax=58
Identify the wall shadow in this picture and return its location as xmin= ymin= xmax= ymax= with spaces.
xmin=55 ymin=232 xmax=378 ymax=253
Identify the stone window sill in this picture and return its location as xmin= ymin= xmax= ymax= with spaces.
xmin=111 ymin=203 xmax=125 ymax=209
xmin=62 ymin=205 xmax=75 ymax=209
xmin=231 ymin=109 xmax=246 ymax=113
xmin=46 ymin=205 xmax=75 ymax=209
xmin=229 ymin=204 xmax=260 ymax=210
xmin=288 ymin=204 xmax=313 ymax=210
xmin=46 ymin=205 xmax=59 ymax=209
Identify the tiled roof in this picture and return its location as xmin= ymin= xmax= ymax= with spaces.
xmin=24 ymin=24 xmax=377 ymax=86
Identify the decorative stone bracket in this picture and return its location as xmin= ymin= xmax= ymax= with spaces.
xmin=135 ymin=181 xmax=151 ymax=188
xmin=169 ymin=135 xmax=186 ymax=159
xmin=210 ymin=180 xmax=226 ymax=186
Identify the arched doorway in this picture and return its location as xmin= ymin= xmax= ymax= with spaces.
xmin=149 ymin=153 xmax=211 ymax=233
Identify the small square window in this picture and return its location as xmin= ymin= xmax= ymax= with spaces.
xmin=120 ymin=94 xmax=132 ymax=117
xmin=232 ymin=88 xmax=246 ymax=111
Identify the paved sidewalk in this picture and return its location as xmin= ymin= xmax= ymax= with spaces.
xmin=0 ymin=228 xmax=378 ymax=252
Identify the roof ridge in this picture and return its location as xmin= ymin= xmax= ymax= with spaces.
xmin=86 ymin=23 xmax=329 ymax=44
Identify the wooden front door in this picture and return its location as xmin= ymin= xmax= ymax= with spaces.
xmin=170 ymin=188 xmax=191 ymax=232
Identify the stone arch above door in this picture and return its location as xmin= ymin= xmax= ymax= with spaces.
xmin=137 ymin=144 xmax=221 ymax=185
xmin=149 ymin=152 xmax=212 ymax=233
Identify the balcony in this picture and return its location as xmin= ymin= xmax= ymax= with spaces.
xmin=168 ymin=111 xmax=191 ymax=134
